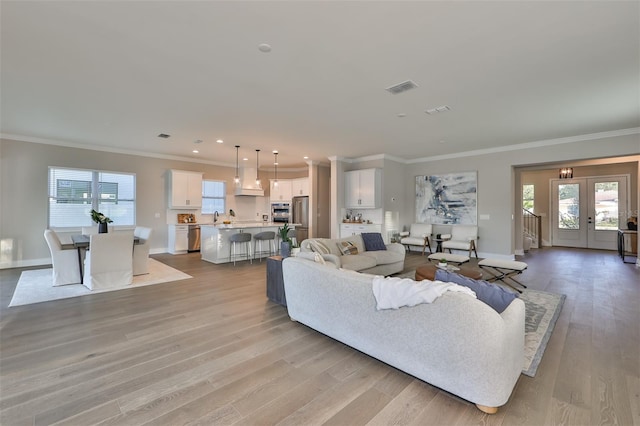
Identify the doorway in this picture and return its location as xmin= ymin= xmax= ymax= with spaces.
xmin=551 ymin=175 xmax=629 ymax=249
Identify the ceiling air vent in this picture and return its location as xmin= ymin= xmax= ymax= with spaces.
xmin=385 ymin=80 xmax=418 ymax=95
xmin=157 ymin=133 xmax=171 ymax=139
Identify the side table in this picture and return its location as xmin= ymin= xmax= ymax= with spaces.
xmin=617 ymin=229 xmax=638 ymax=264
xmin=266 ymin=255 xmax=287 ymax=307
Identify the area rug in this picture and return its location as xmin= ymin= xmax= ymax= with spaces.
xmin=395 ymin=271 xmax=564 ymax=377
xmin=9 ymin=259 xmax=192 ymax=307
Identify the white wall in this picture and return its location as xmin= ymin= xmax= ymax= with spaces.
xmin=0 ymin=138 xmax=304 ymax=268
xmin=401 ymin=133 xmax=640 ymax=258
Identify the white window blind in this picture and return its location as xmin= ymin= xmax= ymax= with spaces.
xmin=48 ymin=167 xmax=136 ymax=228
xmin=202 ymin=180 xmax=226 ymax=214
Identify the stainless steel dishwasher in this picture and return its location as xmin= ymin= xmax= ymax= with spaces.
xmin=188 ymin=225 xmax=201 ymax=252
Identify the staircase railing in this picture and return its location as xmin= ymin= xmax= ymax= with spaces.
xmin=523 ymin=208 xmax=542 ymax=249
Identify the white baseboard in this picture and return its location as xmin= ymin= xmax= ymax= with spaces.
xmin=1 ymin=248 xmax=171 ymax=269
xmin=0 ymin=257 xmax=51 ymax=270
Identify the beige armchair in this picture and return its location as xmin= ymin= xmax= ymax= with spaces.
xmin=44 ymin=229 xmax=82 ymax=286
xmin=441 ymin=225 xmax=478 ymax=258
xmin=399 ymin=223 xmax=432 ymax=255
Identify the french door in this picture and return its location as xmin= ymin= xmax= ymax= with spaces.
xmin=551 ymin=175 xmax=628 ymax=250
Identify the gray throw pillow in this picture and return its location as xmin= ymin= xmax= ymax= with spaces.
xmin=361 ymin=232 xmax=387 ymax=251
xmin=435 ymin=269 xmax=518 ymax=313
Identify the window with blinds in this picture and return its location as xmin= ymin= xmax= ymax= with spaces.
xmin=202 ymin=180 xmax=226 ymax=214
xmin=48 ymin=167 xmax=136 ymax=228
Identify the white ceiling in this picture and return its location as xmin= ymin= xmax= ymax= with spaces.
xmin=1 ymin=1 xmax=639 ymax=168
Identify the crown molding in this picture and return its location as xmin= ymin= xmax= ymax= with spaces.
xmin=405 ymin=127 xmax=640 ymax=164
xmin=1 ymin=133 xmax=237 ymax=168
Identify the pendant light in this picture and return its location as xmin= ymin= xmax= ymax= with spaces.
xmin=255 ymin=149 xmax=262 ymax=189
xmin=234 ymin=145 xmax=240 ymax=185
xmin=273 ymin=150 xmax=279 ymax=187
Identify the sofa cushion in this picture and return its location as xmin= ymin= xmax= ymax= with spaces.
xmin=340 ymin=254 xmax=377 ymax=271
xmin=305 ymin=238 xmax=343 ymax=256
xmin=296 ymin=251 xmax=339 ymax=268
xmin=338 ymin=241 xmax=359 ymax=255
xmin=361 ymin=233 xmax=387 ymax=251
xmin=336 ymin=235 xmax=365 ymax=254
xmin=307 ymin=239 xmax=332 ymax=255
xmin=360 ymin=249 xmax=404 ymax=265
xmin=435 ymin=269 xmax=517 ymax=313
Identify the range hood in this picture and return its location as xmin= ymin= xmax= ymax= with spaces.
xmin=234 ymin=167 xmax=265 ymax=196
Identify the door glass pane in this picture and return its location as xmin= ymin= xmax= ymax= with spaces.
xmin=558 ymin=184 xmax=579 ymax=229
xmin=594 ymin=182 xmax=618 ymax=230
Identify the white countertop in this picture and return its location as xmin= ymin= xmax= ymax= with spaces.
xmin=201 ymin=222 xmax=298 ymax=229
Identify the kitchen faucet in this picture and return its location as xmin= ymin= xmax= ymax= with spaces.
xmin=213 ymin=211 xmax=219 ymax=223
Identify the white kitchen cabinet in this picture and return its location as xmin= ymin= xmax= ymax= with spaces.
xmin=270 ymin=179 xmax=292 ymax=202
xmin=340 ymin=223 xmax=382 ymax=238
xmin=345 ymin=168 xmax=381 ymax=208
xmin=291 ymin=177 xmax=309 ymax=197
xmin=168 ymin=224 xmax=189 ymax=254
xmin=168 ymin=170 xmax=203 ymax=209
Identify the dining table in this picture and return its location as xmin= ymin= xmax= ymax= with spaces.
xmin=71 ymin=234 xmax=140 ymax=284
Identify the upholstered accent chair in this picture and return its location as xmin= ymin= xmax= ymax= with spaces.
xmin=399 ymin=223 xmax=432 ymax=255
xmin=441 ymin=225 xmax=478 ymax=258
xmin=44 ymin=229 xmax=82 ymax=286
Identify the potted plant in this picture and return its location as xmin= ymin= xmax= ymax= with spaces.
xmin=90 ymin=209 xmax=113 ymax=233
xmin=278 ymin=223 xmax=292 ymax=258
xmin=438 ymin=258 xmax=448 ymax=268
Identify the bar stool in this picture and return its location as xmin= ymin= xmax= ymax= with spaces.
xmin=229 ymin=232 xmax=252 ymax=265
xmin=287 ymin=229 xmax=297 ymax=247
xmin=253 ymin=231 xmax=275 ymax=261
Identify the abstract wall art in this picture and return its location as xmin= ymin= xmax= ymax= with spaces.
xmin=415 ymin=171 xmax=477 ymax=225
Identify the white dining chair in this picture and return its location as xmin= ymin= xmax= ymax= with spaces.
xmin=83 ymin=232 xmax=134 ymax=290
xmin=44 ymin=229 xmax=82 ymax=286
xmin=133 ymin=226 xmax=152 ymax=275
xmin=82 ymin=226 xmax=99 ymax=235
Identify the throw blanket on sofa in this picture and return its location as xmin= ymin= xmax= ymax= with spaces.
xmin=372 ymin=276 xmax=476 ymax=310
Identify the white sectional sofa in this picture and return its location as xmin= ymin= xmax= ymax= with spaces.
xmin=300 ymin=233 xmax=405 ymax=276
xmin=281 ymin=256 xmax=525 ymax=413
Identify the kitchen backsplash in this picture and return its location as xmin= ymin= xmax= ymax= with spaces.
xmin=177 ymin=213 xmax=196 ymax=223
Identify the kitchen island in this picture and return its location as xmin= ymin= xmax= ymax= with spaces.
xmin=201 ymin=222 xmax=295 ymax=264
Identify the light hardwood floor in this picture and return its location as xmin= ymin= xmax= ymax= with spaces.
xmin=1 ymin=247 xmax=638 ymax=425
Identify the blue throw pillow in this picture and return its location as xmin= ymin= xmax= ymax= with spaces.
xmin=434 ymin=269 xmax=518 ymax=313
xmin=361 ymin=233 xmax=387 ymax=251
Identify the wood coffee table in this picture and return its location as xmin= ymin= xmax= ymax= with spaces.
xmin=415 ymin=264 xmax=483 ymax=281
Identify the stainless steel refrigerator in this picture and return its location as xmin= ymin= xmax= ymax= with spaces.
xmin=292 ymin=196 xmax=309 ymax=243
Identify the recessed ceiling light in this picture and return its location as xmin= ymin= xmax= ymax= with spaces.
xmin=243 ymin=157 xmax=248 ymax=161
xmin=303 ymin=156 xmax=309 ymax=160
xmin=216 ymin=139 xmax=224 ymax=144
xmin=157 ymin=133 xmax=171 ymax=138
xmin=192 ymin=149 xmax=199 ymax=153
xmin=258 ymin=43 xmax=272 ymax=53
xmin=397 ymin=113 xmax=407 ymax=118
xmin=425 ymin=105 xmax=451 ymax=115
xmin=194 ymin=139 xmax=203 ymax=144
